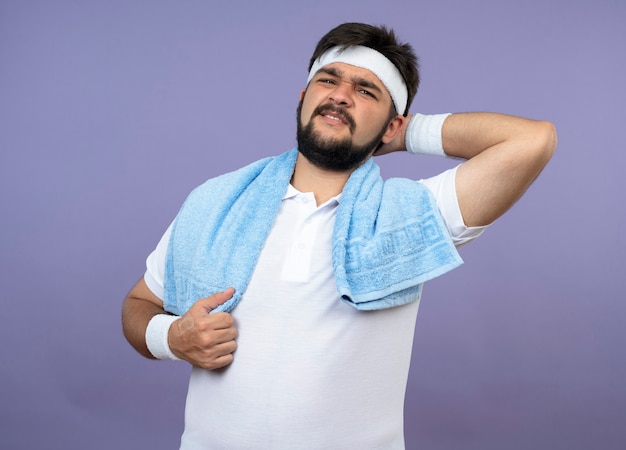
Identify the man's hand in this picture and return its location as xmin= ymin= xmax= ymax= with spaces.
xmin=168 ymin=288 xmax=238 ymax=370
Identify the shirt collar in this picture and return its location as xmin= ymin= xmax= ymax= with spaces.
xmin=285 ymin=184 xmax=341 ymax=207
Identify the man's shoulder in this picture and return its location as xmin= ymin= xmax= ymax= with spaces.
xmin=193 ymin=150 xmax=297 ymax=193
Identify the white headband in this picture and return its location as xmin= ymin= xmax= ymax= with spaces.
xmin=307 ymin=45 xmax=408 ymax=114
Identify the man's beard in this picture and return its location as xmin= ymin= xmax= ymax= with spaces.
xmin=296 ymin=101 xmax=390 ymax=172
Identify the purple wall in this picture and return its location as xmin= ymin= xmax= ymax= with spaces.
xmin=1 ymin=1 xmax=624 ymax=448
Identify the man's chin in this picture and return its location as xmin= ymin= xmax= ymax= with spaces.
xmin=297 ymin=143 xmax=373 ymax=173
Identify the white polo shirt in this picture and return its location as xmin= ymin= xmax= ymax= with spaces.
xmin=144 ymin=166 xmax=485 ymax=449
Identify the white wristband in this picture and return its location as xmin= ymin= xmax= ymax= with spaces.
xmin=145 ymin=314 xmax=181 ymax=360
xmin=406 ymin=113 xmax=451 ymax=157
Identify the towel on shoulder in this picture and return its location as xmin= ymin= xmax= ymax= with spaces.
xmin=164 ymin=148 xmax=462 ymax=315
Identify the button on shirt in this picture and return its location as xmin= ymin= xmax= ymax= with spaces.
xmin=280 ymin=186 xmax=336 ymax=282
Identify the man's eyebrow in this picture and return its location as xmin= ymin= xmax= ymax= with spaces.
xmin=316 ymin=66 xmax=342 ymax=78
xmin=315 ymin=66 xmax=384 ymax=94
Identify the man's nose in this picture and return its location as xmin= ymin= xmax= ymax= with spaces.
xmin=328 ymin=80 xmax=354 ymax=106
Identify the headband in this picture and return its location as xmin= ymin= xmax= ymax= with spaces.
xmin=307 ymin=45 xmax=408 ymax=114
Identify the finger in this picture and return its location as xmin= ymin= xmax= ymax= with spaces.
xmin=193 ymin=287 xmax=236 ymax=313
xmin=209 ymin=339 xmax=237 ymax=356
xmin=202 ymin=353 xmax=235 ymax=370
xmin=195 ymin=339 xmax=237 ymax=370
xmin=205 ymin=312 xmax=237 ymax=331
xmin=203 ymin=325 xmax=238 ymax=344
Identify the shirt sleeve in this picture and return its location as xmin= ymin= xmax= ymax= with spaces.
xmin=143 ymin=221 xmax=173 ymax=301
xmin=418 ymin=165 xmax=488 ymax=248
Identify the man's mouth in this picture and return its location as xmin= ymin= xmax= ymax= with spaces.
xmin=314 ymin=105 xmax=355 ymax=132
xmin=320 ymin=111 xmax=347 ymax=124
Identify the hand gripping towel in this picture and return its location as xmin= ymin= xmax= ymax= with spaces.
xmin=163 ymin=148 xmax=462 ymax=315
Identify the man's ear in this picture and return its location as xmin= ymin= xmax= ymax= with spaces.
xmin=299 ymin=89 xmax=306 ymax=102
xmin=381 ymin=115 xmax=407 ymax=144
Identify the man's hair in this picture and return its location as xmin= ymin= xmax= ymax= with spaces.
xmin=308 ymin=22 xmax=419 ymax=116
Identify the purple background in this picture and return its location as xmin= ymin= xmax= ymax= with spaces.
xmin=1 ymin=1 xmax=624 ymax=449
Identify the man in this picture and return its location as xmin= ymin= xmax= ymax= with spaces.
xmin=122 ymin=22 xmax=556 ymax=449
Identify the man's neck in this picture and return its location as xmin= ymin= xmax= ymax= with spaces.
xmin=290 ymin=153 xmax=353 ymax=205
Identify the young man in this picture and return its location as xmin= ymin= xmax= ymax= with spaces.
xmin=122 ymin=23 xmax=556 ymax=449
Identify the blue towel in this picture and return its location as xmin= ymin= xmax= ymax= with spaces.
xmin=164 ymin=148 xmax=462 ymax=315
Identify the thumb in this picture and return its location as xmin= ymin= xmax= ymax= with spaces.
xmin=193 ymin=287 xmax=236 ymax=313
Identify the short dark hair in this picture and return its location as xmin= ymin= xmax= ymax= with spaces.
xmin=308 ymin=23 xmax=419 ymax=116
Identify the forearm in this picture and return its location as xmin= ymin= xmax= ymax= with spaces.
xmin=122 ymin=297 xmax=161 ymax=359
xmin=122 ymin=278 xmax=174 ymax=359
xmin=441 ymin=112 xmax=556 ymax=161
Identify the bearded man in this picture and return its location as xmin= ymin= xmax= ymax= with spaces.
xmin=122 ymin=22 xmax=556 ymax=449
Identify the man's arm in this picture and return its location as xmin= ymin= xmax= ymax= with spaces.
xmin=122 ymin=278 xmax=171 ymax=359
xmin=122 ymin=278 xmax=238 ymax=369
xmin=443 ymin=113 xmax=556 ymax=227
xmin=377 ymin=112 xmax=557 ymax=227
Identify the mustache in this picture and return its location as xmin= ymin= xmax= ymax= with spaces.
xmin=312 ymin=104 xmax=356 ymax=133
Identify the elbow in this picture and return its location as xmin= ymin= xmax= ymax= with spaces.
xmin=535 ymin=120 xmax=558 ymax=165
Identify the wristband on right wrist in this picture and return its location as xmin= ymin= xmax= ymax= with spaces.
xmin=406 ymin=113 xmax=451 ymax=157
xmin=145 ymin=314 xmax=181 ymax=361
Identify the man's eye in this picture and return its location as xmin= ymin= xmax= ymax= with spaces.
xmin=357 ymin=88 xmax=375 ymax=98
xmin=318 ymin=78 xmax=336 ymax=84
